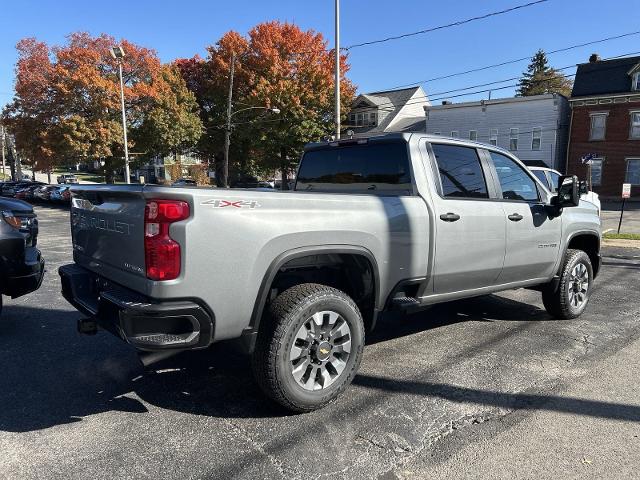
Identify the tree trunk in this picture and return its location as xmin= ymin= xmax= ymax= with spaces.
xmin=104 ymin=157 xmax=115 ymax=184
xmin=7 ymin=144 xmax=16 ymax=180
xmin=280 ymin=146 xmax=288 ymax=191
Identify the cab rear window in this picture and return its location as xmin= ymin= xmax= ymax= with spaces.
xmin=296 ymin=142 xmax=412 ymax=193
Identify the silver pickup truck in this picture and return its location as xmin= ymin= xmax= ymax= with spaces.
xmin=59 ymin=133 xmax=601 ymax=412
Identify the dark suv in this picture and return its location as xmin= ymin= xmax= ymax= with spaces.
xmin=0 ymin=197 xmax=45 ymax=315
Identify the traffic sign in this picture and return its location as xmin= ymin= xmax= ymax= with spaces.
xmin=622 ymin=183 xmax=631 ymax=199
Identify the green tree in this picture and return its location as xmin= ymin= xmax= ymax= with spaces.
xmin=133 ymin=65 xmax=203 ymax=162
xmin=517 ymin=49 xmax=573 ymax=97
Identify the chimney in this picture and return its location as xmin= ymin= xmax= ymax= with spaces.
xmin=589 ymin=53 xmax=601 ymax=63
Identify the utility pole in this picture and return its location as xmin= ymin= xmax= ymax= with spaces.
xmin=334 ymin=0 xmax=341 ymax=139
xmin=1 ymin=125 xmax=5 ymax=180
xmin=334 ymin=0 xmax=340 ymax=140
xmin=223 ymin=53 xmax=236 ymax=188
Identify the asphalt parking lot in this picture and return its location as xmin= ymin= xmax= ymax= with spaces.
xmin=1 ymin=206 xmax=639 ymax=479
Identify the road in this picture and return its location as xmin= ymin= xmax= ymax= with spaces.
xmin=0 ymin=206 xmax=639 ymax=480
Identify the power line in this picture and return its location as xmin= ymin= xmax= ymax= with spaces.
xmin=353 ymin=51 xmax=640 ymax=112
xmin=344 ymin=0 xmax=550 ymax=50
xmin=385 ymin=30 xmax=640 ymax=90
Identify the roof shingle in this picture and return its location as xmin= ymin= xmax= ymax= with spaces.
xmin=571 ymin=55 xmax=640 ymax=98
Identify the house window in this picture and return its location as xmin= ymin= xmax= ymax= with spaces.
xmin=509 ymin=128 xmax=518 ymax=151
xmin=531 ymin=127 xmax=542 ymax=150
xmin=630 ymin=111 xmax=640 ymax=139
xmin=368 ymin=112 xmax=377 ymax=126
xmin=633 ymin=72 xmax=640 ymax=91
xmin=451 ymin=131 xmax=459 ymax=138
xmin=589 ymin=113 xmax=607 ymax=140
xmin=356 ymin=113 xmax=364 ymax=127
xmin=626 ymin=159 xmax=640 ymax=185
xmin=349 ymin=113 xmax=356 ymax=125
xmin=590 ymin=158 xmax=603 ymax=186
xmin=469 ymin=130 xmax=477 ymax=141
xmin=490 ymin=129 xmax=498 ymax=146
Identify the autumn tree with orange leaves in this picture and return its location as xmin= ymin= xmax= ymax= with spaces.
xmin=177 ymin=22 xmax=356 ymax=187
xmin=3 ymin=33 xmax=201 ymax=182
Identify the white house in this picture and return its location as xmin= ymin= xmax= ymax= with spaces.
xmin=346 ymin=86 xmax=430 ymax=137
xmin=423 ymin=93 xmax=570 ymax=170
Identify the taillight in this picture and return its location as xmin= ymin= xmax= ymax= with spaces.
xmin=144 ymin=200 xmax=190 ymax=281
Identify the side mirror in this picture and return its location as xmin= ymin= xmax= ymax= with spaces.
xmin=554 ymin=175 xmax=580 ymax=209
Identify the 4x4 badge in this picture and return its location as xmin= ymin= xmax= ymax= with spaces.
xmin=201 ymin=199 xmax=261 ymax=209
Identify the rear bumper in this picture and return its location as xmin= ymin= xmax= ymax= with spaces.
xmin=59 ymin=264 xmax=214 ymax=351
xmin=0 ymin=242 xmax=45 ymax=299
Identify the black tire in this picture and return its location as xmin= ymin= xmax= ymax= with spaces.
xmin=251 ymin=283 xmax=365 ymax=413
xmin=542 ymin=249 xmax=593 ymax=319
xmin=0 ymin=295 xmax=3 ymax=317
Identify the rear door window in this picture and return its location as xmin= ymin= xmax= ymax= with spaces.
xmin=431 ymin=144 xmax=489 ymax=199
xmin=296 ymin=142 xmax=412 ymax=192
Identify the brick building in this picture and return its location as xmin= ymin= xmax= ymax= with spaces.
xmin=566 ymin=54 xmax=640 ymax=198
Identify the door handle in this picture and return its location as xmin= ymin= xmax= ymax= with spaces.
xmin=439 ymin=212 xmax=460 ymax=222
xmin=508 ymin=213 xmax=524 ymax=222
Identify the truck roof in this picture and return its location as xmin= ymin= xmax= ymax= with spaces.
xmin=304 ymin=132 xmax=515 ymax=157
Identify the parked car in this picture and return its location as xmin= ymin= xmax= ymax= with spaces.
xmin=60 ymin=133 xmax=601 ymax=412
xmin=33 ymin=185 xmax=59 ymax=202
xmin=14 ymin=185 xmax=40 ymax=201
xmin=0 ymin=196 xmax=45 ymax=316
xmin=50 ymin=185 xmax=71 ymax=203
xmin=171 ymin=178 xmax=197 ymax=187
xmin=530 ymin=166 xmax=601 ymax=213
xmin=57 ymin=174 xmax=79 ymax=184
xmin=1 ymin=181 xmax=43 ymax=198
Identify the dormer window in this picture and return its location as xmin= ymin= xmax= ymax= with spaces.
xmin=350 ymin=110 xmax=377 ymax=127
xmin=633 ymin=71 xmax=640 ymax=91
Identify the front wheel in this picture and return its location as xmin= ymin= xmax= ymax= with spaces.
xmin=252 ymin=283 xmax=365 ymax=412
xmin=542 ymin=249 xmax=593 ymax=319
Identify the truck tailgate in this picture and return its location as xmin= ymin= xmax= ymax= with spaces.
xmin=70 ymin=186 xmax=148 ymax=289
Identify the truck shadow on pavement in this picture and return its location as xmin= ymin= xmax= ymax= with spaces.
xmin=0 ymin=293 xmax=635 ymax=434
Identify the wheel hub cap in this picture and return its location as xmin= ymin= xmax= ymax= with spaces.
xmin=568 ymin=262 xmax=589 ymax=308
xmin=289 ymin=310 xmax=352 ymax=391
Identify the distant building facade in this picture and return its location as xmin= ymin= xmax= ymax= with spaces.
xmin=346 ymin=86 xmax=430 ymax=137
xmin=424 ymin=94 xmax=570 ymax=170
xmin=566 ymin=54 xmax=640 ymax=198
xmin=137 ymin=152 xmax=204 ymax=184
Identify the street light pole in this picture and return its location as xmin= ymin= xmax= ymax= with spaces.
xmin=117 ymin=60 xmax=130 ymax=184
xmin=334 ymin=0 xmax=341 ymax=140
xmin=111 ymin=46 xmax=130 ymax=184
xmin=223 ymin=53 xmax=236 ymax=188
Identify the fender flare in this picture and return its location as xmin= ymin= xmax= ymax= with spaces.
xmin=241 ymin=245 xmax=380 ymax=353
xmin=550 ymin=230 xmax=601 ymax=291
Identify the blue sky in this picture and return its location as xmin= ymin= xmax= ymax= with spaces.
xmin=1 ymin=0 xmax=639 ymax=107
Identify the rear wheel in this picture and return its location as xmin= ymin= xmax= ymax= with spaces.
xmin=542 ymin=249 xmax=593 ymax=319
xmin=252 ymin=283 xmax=365 ymax=412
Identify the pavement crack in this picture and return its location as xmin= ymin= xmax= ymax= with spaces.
xmin=222 ymin=418 xmax=294 ymax=480
xmin=356 ymin=434 xmax=387 ymax=450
